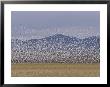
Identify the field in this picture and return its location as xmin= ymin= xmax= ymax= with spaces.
xmin=11 ymin=63 xmax=100 ymax=77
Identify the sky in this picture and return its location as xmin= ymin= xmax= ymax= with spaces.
xmin=11 ymin=11 xmax=100 ymax=40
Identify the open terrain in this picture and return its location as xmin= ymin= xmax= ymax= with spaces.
xmin=11 ymin=63 xmax=100 ymax=77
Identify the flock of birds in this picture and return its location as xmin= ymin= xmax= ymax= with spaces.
xmin=11 ymin=34 xmax=100 ymax=64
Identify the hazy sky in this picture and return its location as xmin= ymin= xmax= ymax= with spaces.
xmin=11 ymin=11 xmax=100 ymax=40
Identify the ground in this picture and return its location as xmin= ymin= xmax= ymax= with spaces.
xmin=11 ymin=63 xmax=100 ymax=77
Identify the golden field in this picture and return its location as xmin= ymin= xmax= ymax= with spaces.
xmin=11 ymin=63 xmax=100 ymax=77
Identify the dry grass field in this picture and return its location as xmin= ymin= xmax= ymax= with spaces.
xmin=11 ymin=63 xmax=100 ymax=77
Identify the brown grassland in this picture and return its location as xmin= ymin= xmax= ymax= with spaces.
xmin=11 ymin=63 xmax=100 ymax=77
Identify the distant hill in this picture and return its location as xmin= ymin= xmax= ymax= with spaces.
xmin=11 ymin=34 xmax=100 ymax=64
